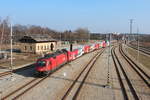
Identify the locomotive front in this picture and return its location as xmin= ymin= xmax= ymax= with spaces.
xmin=35 ymin=59 xmax=49 ymax=75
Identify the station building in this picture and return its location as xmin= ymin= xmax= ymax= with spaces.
xmin=19 ymin=34 xmax=57 ymax=54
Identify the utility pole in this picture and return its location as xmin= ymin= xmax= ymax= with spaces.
xmin=88 ymin=32 xmax=90 ymax=43
xmin=59 ymin=32 xmax=62 ymax=48
xmin=137 ymin=28 xmax=139 ymax=63
xmin=0 ymin=22 xmax=5 ymax=51
xmin=10 ymin=22 xmax=13 ymax=71
xmin=60 ymin=32 xmax=62 ymax=41
xmin=10 ymin=20 xmax=14 ymax=81
xmin=126 ymin=19 xmax=134 ymax=54
xmin=129 ymin=19 xmax=133 ymax=41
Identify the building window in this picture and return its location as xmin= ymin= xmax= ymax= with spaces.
xmin=37 ymin=46 xmax=40 ymax=50
xmin=49 ymin=45 xmax=51 ymax=50
xmin=41 ymin=46 xmax=43 ymax=50
xmin=44 ymin=45 xmax=46 ymax=50
xmin=24 ymin=46 xmax=27 ymax=50
xmin=30 ymin=46 xmax=32 ymax=50
xmin=47 ymin=45 xmax=49 ymax=50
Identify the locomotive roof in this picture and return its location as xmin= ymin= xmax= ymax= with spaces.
xmin=44 ymin=53 xmax=56 ymax=58
xmin=43 ymin=49 xmax=68 ymax=59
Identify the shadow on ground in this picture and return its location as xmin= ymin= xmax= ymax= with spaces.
xmin=13 ymin=64 xmax=37 ymax=77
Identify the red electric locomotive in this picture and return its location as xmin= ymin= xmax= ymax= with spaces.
xmin=36 ymin=49 xmax=79 ymax=75
xmin=36 ymin=50 xmax=68 ymax=75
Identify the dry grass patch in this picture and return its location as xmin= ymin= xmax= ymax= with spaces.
xmin=0 ymin=53 xmax=40 ymax=69
xmin=127 ymin=48 xmax=150 ymax=69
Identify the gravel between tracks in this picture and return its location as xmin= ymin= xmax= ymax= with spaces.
xmin=75 ymin=48 xmax=123 ymax=100
xmin=1 ymin=49 xmax=100 ymax=100
xmin=1 ymin=45 xmax=149 ymax=100
xmin=116 ymin=46 xmax=150 ymax=100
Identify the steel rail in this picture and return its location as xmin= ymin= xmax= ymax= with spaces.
xmin=111 ymin=47 xmax=129 ymax=100
xmin=113 ymin=47 xmax=139 ymax=100
xmin=61 ymin=49 xmax=104 ymax=100
xmin=2 ymin=48 xmax=102 ymax=100
xmin=120 ymin=45 xmax=150 ymax=88
xmin=72 ymin=49 xmax=104 ymax=100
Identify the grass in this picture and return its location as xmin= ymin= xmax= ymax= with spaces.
xmin=127 ymin=47 xmax=150 ymax=70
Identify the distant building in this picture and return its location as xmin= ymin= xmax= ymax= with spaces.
xmin=0 ymin=51 xmax=8 ymax=59
xmin=19 ymin=34 xmax=57 ymax=54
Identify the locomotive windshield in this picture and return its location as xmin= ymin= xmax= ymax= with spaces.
xmin=37 ymin=60 xmax=46 ymax=67
xmin=44 ymin=54 xmax=55 ymax=58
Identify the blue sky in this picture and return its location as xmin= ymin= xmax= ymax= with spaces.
xmin=0 ymin=0 xmax=150 ymax=33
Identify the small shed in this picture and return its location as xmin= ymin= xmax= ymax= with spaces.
xmin=19 ymin=34 xmax=57 ymax=54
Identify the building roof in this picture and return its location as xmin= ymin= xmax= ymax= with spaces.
xmin=19 ymin=34 xmax=57 ymax=43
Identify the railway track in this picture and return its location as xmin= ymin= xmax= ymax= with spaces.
xmin=120 ymin=45 xmax=150 ymax=87
xmin=0 ymin=48 xmax=102 ymax=78
xmin=112 ymin=46 xmax=139 ymax=100
xmin=0 ymin=71 xmax=12 ymax=77
xmin=127 ymin=44 xmax=150 ymax=55
xmin=1 ymin=66 xmax=59 ymax=100
xmin=0 ymin=63 xmax=35 ymax=78
xmin=111 ymin=47 xmax=128 ymax=100
xmin=1 ymin=49 xmax=103 ymax=100
xmin=61 ymin=48 xmax=105 ymax=100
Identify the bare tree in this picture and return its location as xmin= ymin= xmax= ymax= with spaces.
xmin=74 ymin=28 xmax=90 ymax=42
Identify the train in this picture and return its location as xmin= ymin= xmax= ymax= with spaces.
xmin=35 ymin=41 xmax=108 ymax=76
